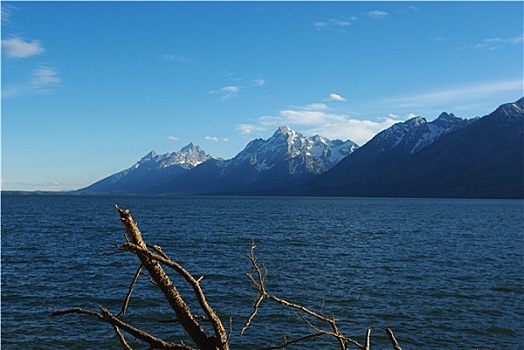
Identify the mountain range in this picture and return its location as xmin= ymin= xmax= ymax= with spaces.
xmin=78 ymin=98 xmax=524 ymax=198
xmin=80 ymin=126 xmax=358 ymax=195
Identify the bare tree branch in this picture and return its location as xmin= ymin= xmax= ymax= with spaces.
xmin=115 ymin=205 xmax=228 ymax=350
xmin=52 ymin=307 xmax=194 ymax=349
xmin=242 ymin=241 xmax=370 ymax=350
xmin=121 ymin=240 xmax=229 ymax=347
xmin=386 ymin=328 xmax=403 ymax=350
xmin=260 ymin=332 xmax=324 ymax=349
xmin=112 ymin=325 xmax=133 ymax=350
xmin=365 ymin=329 xmax=371 ymax=350
xmin=117 ymin=264 xmax=143 ymax=317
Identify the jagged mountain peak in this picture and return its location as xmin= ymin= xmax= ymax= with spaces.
xmin=225 ymin=126 xmax=357 ymax=175
xmin=180 ymin=142 xmax=207 ymax=157
xmin=436 ymin=112 xmax=455 ymax=119
xmin=134 ymin=143 xmax=213 ymax=171
xmin=271 ymin=126 xmax=302 ymax=143
xmin=139 ymin=150 xmax=157 ymax=163
xmin=370 ymin=111 xmax=472 ymax=154
xmin=180 ymin=142 xmax=197 ymax=151
xmin=275 ymin=125 xmax=293 ymax=134
xmin=405 ymin=116 xmax=427 ymax=127
xmin=492 ymin=97 xmax=524 ymax=119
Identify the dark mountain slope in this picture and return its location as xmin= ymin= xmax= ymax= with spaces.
xmin=300 ymin=98 xmax=523 ymax=198
xmin=78 ymin=143 xmax=214 ymax=195
xmin=162 ymin=127 xmax=357 ymax=194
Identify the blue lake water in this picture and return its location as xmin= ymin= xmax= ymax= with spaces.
xmin=1 ymin=194 xmax=523 ymax=349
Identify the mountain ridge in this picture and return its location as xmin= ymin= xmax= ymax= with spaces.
xmin=77 ymin=98 xmax=524 ymax=198
xmin=78 ymin=127 xmax=357 ymax=195
xmin=298 ymin=97 xmax=523 ymax=198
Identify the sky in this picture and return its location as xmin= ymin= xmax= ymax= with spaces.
xmin=1 ymin=1 xmax=523 ymax=191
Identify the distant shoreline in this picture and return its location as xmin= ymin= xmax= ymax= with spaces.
xmin=2 ymin=190 xmax=523 ymax=201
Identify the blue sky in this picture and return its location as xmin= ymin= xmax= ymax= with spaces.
xmin=2 ymin=1 xmax=523 ymax=191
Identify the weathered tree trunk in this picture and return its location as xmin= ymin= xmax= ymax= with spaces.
xmin=115 ymin=205 xmax=229 ymax=350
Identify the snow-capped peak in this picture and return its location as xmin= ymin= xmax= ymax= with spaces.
xmin=135 ymin=144 xmax=213 ymax=170
xmin=275 ymin=125 xmax=293 ymax=135
xmin=372 ymin=113 xmax=472 ymax=154
xmin=225 ymin=126 xmax=358 ymax=174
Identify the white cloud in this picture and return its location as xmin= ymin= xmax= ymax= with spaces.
xmin=167 ymin=136 xmax=179 ymax=141
xmin=205 ymin=136 xmax=219 ymax=142
xmin=381 ymin=79 xmax=523 ymax=109
xmin=252 ymin=78 xmax=266 ymax=86
xmin=31 ymin=67 xmax=61 ymax=87
xmin=304 ymin=103 xmax=329 ymax=110
xmin=473 ymin=34 xmax=524 ymax=50
xmin=314 ymin=17 xmax=356 ymax=31
xmin=30 ymin=67 xmax=61 ymax=94
xmin=239 ymin=101 xmax=405 ymax=146
xmin=210 ymin=85 xmax=240 ymax=100
xmin=2 ymin=179 xmax=64 ymax=189
xmin=159 ymin=54 xmax=192 ymax=64
xmin=236 ymin=123 xmax=266 ymax=135
xmin=368 ymin=10 xmax=388 ymax=19
xmin=3 ymin=66 xmax=62 ymax=98
xmin=306 ymin=117 xmax=400 ymax=145
xmin=324 ymin=93 xmax=347 ymax=102
xmin=1 ymin=4 xmax=18 ymax=25
xmin=1 ymin=37 xmax=44 ymax=58
xmin=1 ymin=84 xmax=30 ymax=99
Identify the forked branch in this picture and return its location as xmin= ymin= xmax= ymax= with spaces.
xmin=242 ymin=241 xmax=403 ymax=350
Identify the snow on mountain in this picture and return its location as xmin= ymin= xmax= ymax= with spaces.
xmin=78 ymin=143 xmax=214 ymax=194
xmin=161 ymin=126 xmax=359 ymax=195
xmin=373 ymin=113 xmax=472 ymax=154
xmin=220 ymin=126 xmax=358 ymax=175
xmin=135 ymin=143 xmax=214 ymax=170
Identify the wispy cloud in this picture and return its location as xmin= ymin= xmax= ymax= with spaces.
xmin=3 ymin=66 xmax=62 ymax=98
xmin=205 ymin=136 xmax=228 ymax=142
xmin=158 ymin=54 xmax=193 ymax=64
xmin=368 ymin=10 xmax=388 ymax=19
xmin=1 ymin=37 xmax=44 ymax=58
xmin=1 ymin=179 xmax=65 ymax=189
xmin=314 ymin=17 xmax=356 ymax=31
xmin=252 ymin=78 xmax=266 ymax=87
xmin=211 ymin=74 xmax=266 ymax=101
xmin=324 ymin=93 xmax=347 ymax=102
xmin=381 ymin=79 xmax=523 ymax=109
xmin=473 ymin=34 xmax=524 ymax=50
xmin=1 ymin=4 xmax=18 ymax=25
xmin=237 ymin=101 xmax=403 ymax=145
xmin=236 ymin=124 xmax=267 ymax=135
xmin=167 ymin=136 xmax=179 ymax=141
xmin=31 ymin=66 xmax=62 ymax=94
xmin=210 ymin=85 xmax=240 ymax=100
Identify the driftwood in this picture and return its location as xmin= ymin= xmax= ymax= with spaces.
xmin=53 ymin=205 xmax=228 ymax=350
xmin=242 ymin=242 xmax=402 ymax=350
xmin=52 ymin=205 xmax=403 ymax=350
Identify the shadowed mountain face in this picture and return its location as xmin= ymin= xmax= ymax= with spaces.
xmin=78 ymin=143 xmax=214 ymax=195
xmin=299 ymin=98 xmax=524 ymax=199
xmin=78 ymin=98 xmax=523 ymax=198
xmin=78 ymin=127 xmax=358 ymax=195
xmin=161 ymin=127 xmax=358 ymax=194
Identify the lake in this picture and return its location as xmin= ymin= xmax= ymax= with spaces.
xmin=1 ymin=194 xmax=523 ymax=349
